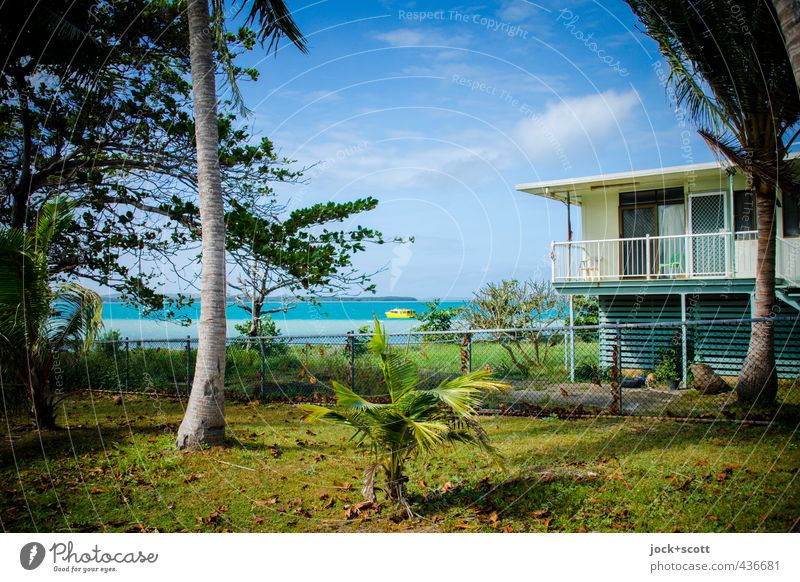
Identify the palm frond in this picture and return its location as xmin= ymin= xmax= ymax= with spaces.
xmin=237 ymin=0 xmax=308 ymax=53
xmin=430 ymin=370 xmax=510 ymax=417
xmin=401 ymin=416 xmax=448 ymax=452
xmin=366 ymin=315 xmax=388 ymax=356
xmin=625 ymin=0 xmax=800 ymax=176
xmin=331 ymin=380 xmax=385 ymax=410
xmin=34 ymin=198 xmax=75 ymax=256
xmin=47 ymin=283 xmax=103 ymax=355
xmin=210 ymin=0 xmax=307 ymax=115
xmin=367 ymin=316 xmax=418 ymax=402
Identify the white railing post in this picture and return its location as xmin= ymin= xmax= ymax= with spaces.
xmin=685 ymin=233 xmax=692 ymax=278
xmin=725 ymin=230 xmax=733 ymax=277
xmin=566 ymin=241 xmax=572 ymax=280
xmin=645 ymin=234 xmax=651 ymax=279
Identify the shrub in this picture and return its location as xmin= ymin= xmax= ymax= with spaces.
xmin=300 ymin=317 xmax=508 ymax=516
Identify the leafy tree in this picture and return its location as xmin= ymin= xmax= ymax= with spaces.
xmin=175 ymin=0 xmax=306 ymax=450
xmin=564 ymin=295 xmax=599 ymax=327
xmin=300 ymin=318 xmax=507 ymax=516
xmin=464 ymin=279 xmax=560 ymax=375
xmin=227 ymin=197 xmax=388 ymax=337
xmin=0 ymin=200 xmax=102 ymax=428
xmin=0 ymin=1 xmax=303 ymax=317
xmin=234 ymin=315 xmax=286 ymax=355
xmin=625 ymin=0 xmax=800 ymax=405
xmin=413 ymin=298 xmax=463 ymax=340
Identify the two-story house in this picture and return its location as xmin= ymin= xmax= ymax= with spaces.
xmin=517 ymin=160 xmax=800 ymax=384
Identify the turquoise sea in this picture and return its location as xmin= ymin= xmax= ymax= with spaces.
xmin=102 ymin=300 xmax=467 ymax=340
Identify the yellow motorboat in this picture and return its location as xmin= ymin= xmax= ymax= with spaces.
xmin=385 ymin=307 xmax=417 ymax=319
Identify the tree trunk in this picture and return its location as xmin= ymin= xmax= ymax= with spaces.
xmin=27 ymin=375 xmax=57 ymax=429
xmin=248 ymin=299 xmax=262 ymax=337
xmin=773 ymin=0 xmax=800 ymax=88
xmin=735 ymin=178 xmax=778 ymax=405
xmin=176 ymin=0 xmax=227 ymax=449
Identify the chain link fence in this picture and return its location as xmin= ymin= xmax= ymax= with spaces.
xmin=46 ymin=316 xmax=800 ymax=419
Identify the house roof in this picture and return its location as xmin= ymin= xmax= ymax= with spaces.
xmin=515 ymin=160 xmax=733 ymax=205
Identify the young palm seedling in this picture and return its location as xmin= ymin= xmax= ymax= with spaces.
xmin=299 ymin=317 xmax=509 ymax=517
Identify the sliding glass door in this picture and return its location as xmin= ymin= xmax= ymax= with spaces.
xmin=619 ymin=188 xmax=686 ymax=278
xmin=621 ymin=206 xmax=656 ymax=277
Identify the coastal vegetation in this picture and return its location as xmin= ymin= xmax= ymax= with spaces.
xmin=0 ymin=201 xmax=102 ymax=428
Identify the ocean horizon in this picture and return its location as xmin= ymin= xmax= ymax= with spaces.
xmin=101 ymin=300 xmax=468 ymax=340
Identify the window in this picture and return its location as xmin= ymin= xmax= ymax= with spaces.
xmin=619 ymin=187 xmax=684 ymax=207
xmin=733 ymin=189 xmax=757 ymax=239
xmin=784 ymin=188 xmax=800 ymax=237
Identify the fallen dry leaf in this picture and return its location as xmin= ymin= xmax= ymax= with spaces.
xmin=254 ymin=497 xmax=278 ymax=506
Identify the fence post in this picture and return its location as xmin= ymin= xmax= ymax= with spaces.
xmin=186 ymin=336 xmax=191 ymax=393
xmin=124 ymin=337 xmax=129 ymax=391
xmin=461 ymin=333 xmax=472 ymax=373
xmin=347 ymin=331 xmax=356 ymax=391
xmin=569 ymin=295 xmax=575 ymax=383
xmin=616 ymin=323 xmax=623 ymax=413
xmin=680 ymin=294 xmax=688 ymax=388
xmin=467 ymin=333 xmax=472 ymax=373
xmin=259 ymin=337 xmax=266 ymax=398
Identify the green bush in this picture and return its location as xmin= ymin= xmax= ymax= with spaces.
xmin=575 ymin=362 xmax=609 ymax=382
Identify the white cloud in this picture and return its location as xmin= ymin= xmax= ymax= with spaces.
xmin=497 ymin=0 xmax=551 ymax=22
xmin=512 ymin=89 xmax=640 ymax=163
xmin=373 ymin=28 xmax=470 ymax=48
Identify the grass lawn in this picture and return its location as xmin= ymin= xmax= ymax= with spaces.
xmin=2 ymin=395 xmax=798 ymax=533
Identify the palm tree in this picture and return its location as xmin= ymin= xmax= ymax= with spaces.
xmin=773 ymin=0 xmax=800 ymax=87
xmin=300 ymin=318 xmax=508 ymax=516
xmin=175 ymin=0 xmax=306 ymax=449
xmin=625 ymin=0 xmax=800 ymax=406
xmin=0 ymin=201 xmax=102 ymax=429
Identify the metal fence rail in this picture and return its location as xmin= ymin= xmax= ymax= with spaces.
xmin=42 ymin=315 xmax=800 ymax=419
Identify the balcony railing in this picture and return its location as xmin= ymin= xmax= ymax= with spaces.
xmin=551 ymin=232 xmax=733 ymax=282
xmin=551 ymin=232 xmax=800 ymax=285
xmin=777 ymin=237 xmax=800 ymax=286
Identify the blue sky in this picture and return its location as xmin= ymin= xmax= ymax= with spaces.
xmin=226 ymin=0 xmax=716 ymax=299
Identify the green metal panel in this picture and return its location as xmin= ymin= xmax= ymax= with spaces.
xmin=555 ymin=277 xmax=756 ymax=296
xmin=596 ymin=293 xmax=800 ymax=379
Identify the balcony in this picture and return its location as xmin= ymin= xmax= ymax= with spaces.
xmin=550 ymin=232 xmax=800 ymax=285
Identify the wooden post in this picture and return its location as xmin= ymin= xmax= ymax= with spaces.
xmin=566 ymin=192 xmax=573 ymax=280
